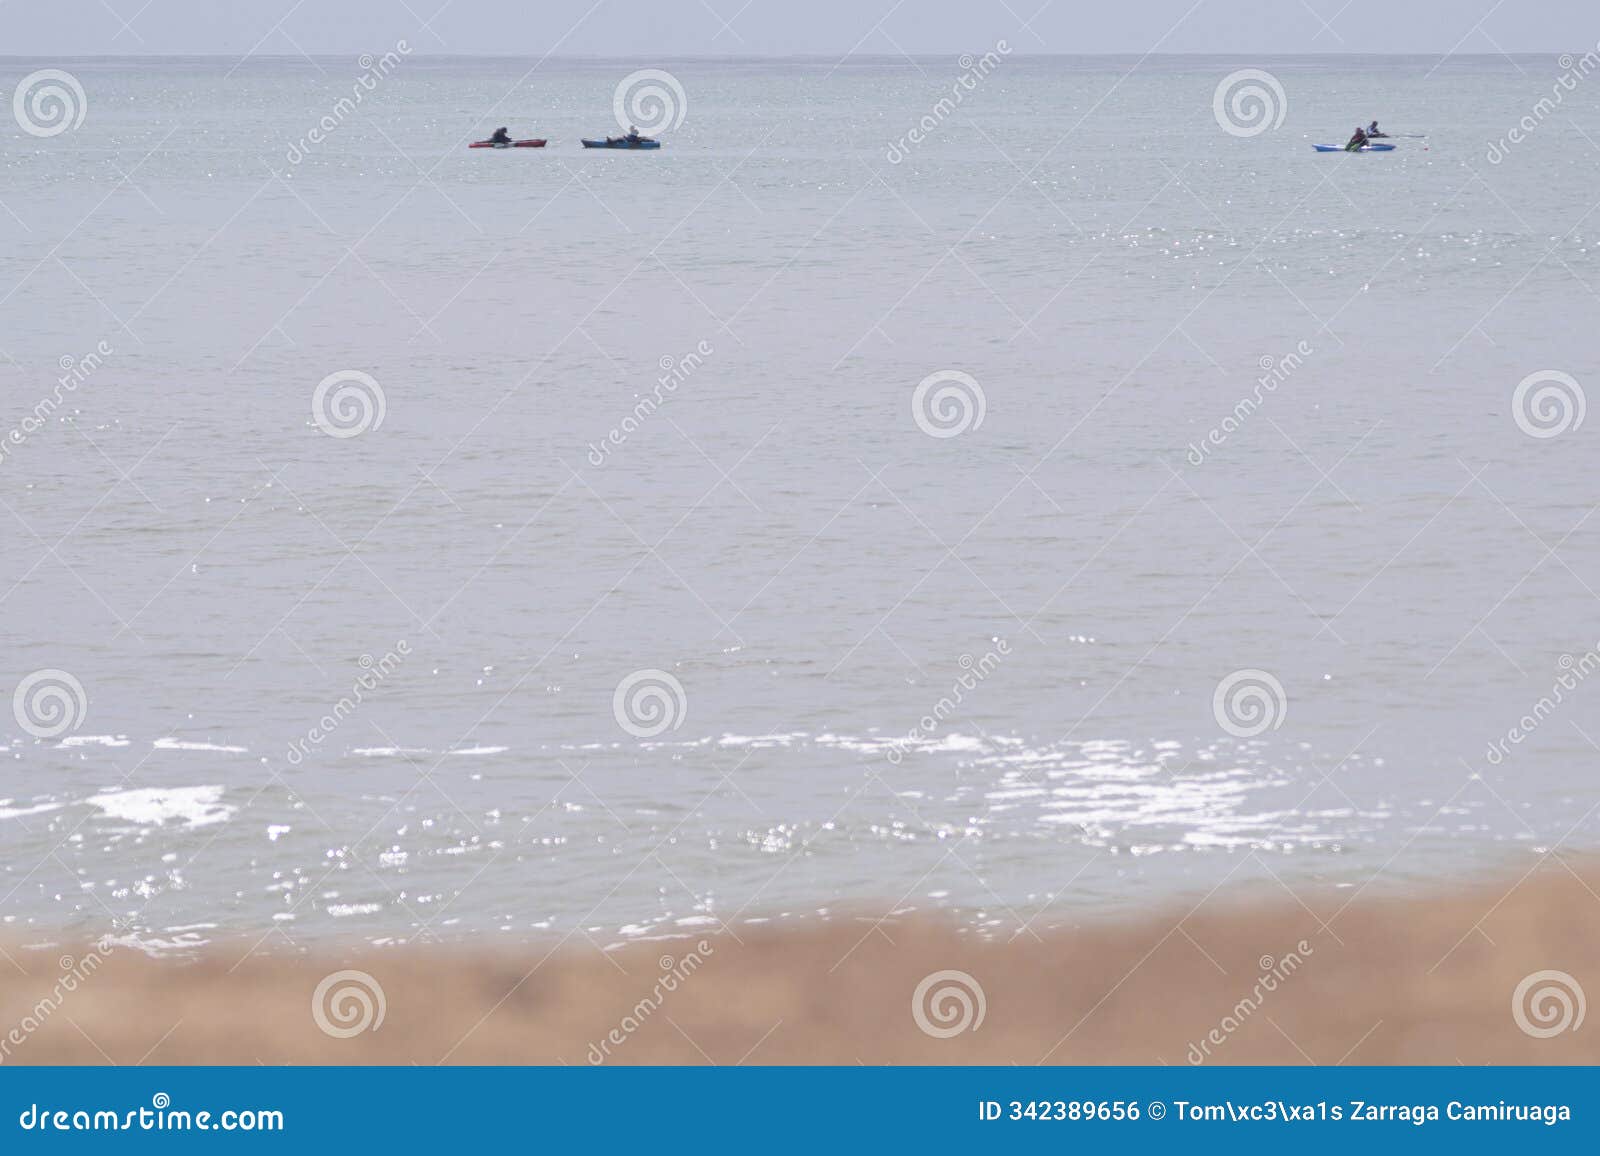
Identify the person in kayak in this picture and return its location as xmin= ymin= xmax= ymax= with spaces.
xmin=1345 ymin=125 xmax=1368 ymax=151
xmin=489 ymin=126 xmax=512 ymax=145
xmin=610 ymin=124 xmax=653 ymax=145
xmin=1367 ymin=120 xmax=1387 ymax=138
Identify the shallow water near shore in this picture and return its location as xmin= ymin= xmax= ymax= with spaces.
xmin=1 ymin=55 xmax=1597 ymax=955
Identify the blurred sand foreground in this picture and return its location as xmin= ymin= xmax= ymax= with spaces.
xmin=2 ymin=860 xmax=1597 ymax=1065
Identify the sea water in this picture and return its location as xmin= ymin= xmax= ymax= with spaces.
xmin=1 ymin=55 xmax=1597 ymax=952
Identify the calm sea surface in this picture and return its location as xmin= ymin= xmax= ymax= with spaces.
xmin=2 ymin=55 xmax=1598 ymax=954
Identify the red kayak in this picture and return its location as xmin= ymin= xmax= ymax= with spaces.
xmin=469 ymin=139 xmax=546 ymax=149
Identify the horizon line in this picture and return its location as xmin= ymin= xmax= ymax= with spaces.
xmin=0 ymin=50 xmax=1581 ymax=60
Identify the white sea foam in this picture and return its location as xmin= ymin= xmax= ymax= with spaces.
xmin=87 ymin=786 xmax=234 ymax=828
xmin=57 ymin=735 xmax=130 ymax=748
xmin=0 ymin=800 xmax=63 ymax=820
xmin=153 ymin=738 xmax=249 ymax=753
xmin=326 ymin=902 xmax=384 ymax=917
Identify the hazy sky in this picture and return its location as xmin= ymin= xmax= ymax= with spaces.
xmin=0 ymin=0 xmax=1591 ymax=57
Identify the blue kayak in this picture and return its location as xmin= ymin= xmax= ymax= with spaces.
xmin=1313 ymin=142 xmax=1395 ymax=152
xmin=582 ymin=138 xmax=661 ymax=149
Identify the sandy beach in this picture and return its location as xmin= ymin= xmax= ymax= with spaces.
xmin=3 ymin=859 xmax=1595 ymax=1066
